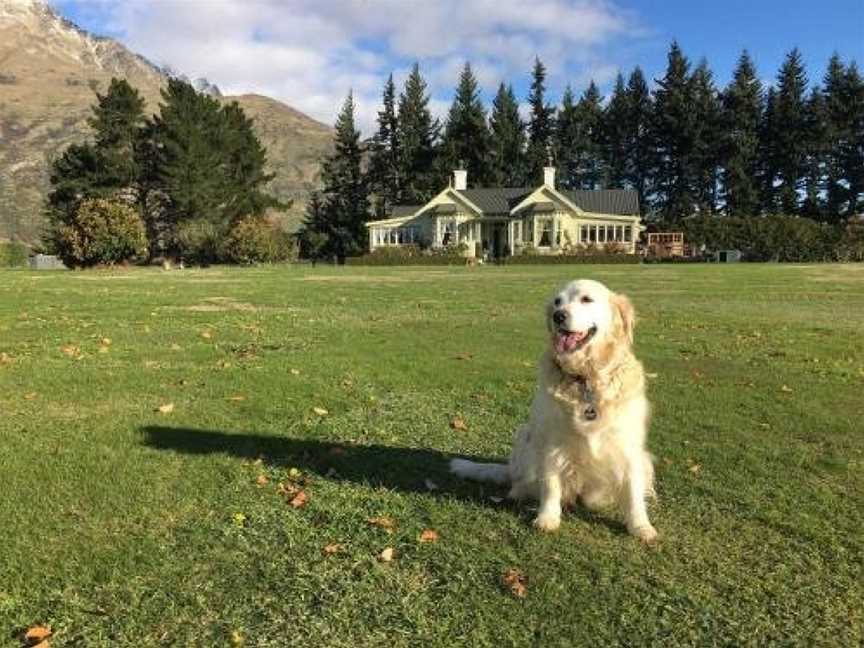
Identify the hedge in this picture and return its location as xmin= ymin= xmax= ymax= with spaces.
xmin=502 ymin=254 xmax=640 ymax=265
xmin=345 ymin=254 xmax=466 ymax=266
xmin=0 ymin=242 xmax=30 ymax=268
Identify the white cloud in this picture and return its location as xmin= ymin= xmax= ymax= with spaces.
xmin=55 ymin=0 xmax=647 ymax=135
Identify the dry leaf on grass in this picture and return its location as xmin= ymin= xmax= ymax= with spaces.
xmin=419 ymin=529 xmax=439 ymax=543
xmin=780 ymin=385 xmax=793 ymax=393
xmin=231 ymin=629 xmax=245 ymax=645
xmin=450 ymin=417 xmax=468 ymax=431
xmin=502 ymin=568 xmax=527 ymax=598
xmin=454 ymin=352 xmax=473 ymax=361
xmin=0 ymin=352 xmax=14 ymax=365
xmin=156 ymin=403 xmax=175 ymax=414
xmin=646 ymin=372 xmax=659 ymax=379
xmin=688 ymin=462 xmax=702 ymax=475
xmin=24 ymin=392 xmax=38 ymax=401
xmin=288 ymin=490 xmax=308 ymax=508
xmin=367 ymin=516 xmax=396 ymax=532
xmin=24 ymin=625 xmax=52 ymax=645
xmin=322 ymin=543 xmax=344 ymax=555
xmin=228 ymin=395 xmax=247 ymax=402
xmin=255 ymin=474 xmax=269 ymax=487
xmin=312 ymin=406 xmax=329 ymax=416
xmin=378 ymin=547 xmax=395 ymax=562
xmin=60 ymin=345 xmax=81 ymax=359
xmin=200 ymin=330 xmax=213 ymax=340
xmin=290 ymin=368 xmax=301 ymax=376
xmin=276 ymin=482 xmax=298 ymax=497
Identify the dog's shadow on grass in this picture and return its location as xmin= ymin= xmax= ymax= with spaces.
xmin=140 ymin=425 xmax=625 ymax=533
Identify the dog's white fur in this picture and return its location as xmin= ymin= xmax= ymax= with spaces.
xmin=450 ymin=279 xmax=657 ymax=541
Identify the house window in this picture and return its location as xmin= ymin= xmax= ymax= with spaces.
xmin=589 ymin=226 xmax=597 ymax=243
xmin=624 ymin=226 xmax=632 ymax=242
xmin=538 ymin=220 xmax=553 ymax=247
xmin=442 ymin=220 xmax=457 ymax=246
xmin=513 ymin=222 xmax=522 ymax=243
xmin=581 ymin=225 xmax=588 ymax=243
xmin=615 ymin=226 xmax=623 ymax=242
xmin=598 ymin=226 xmax=606 ymax=243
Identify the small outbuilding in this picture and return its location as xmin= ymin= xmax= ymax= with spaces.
xmin=714 ymin=249 xmax=741 ymax=263
xmin=29 ymin=254 xmax=67 ymax=270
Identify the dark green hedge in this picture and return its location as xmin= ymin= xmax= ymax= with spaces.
xmin=345 ymin=254 xmax=466 ymax=266
xmin=502 ymin=254 xmax=639 ymax=265
xmin=681 ymin=215 xmax=864 ymax=262
xmin=0 ymin=242 xmax=30 ymax=268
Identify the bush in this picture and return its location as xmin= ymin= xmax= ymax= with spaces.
xmin=346 ymin=251 xmax=464 ymax=266
xmin=681 ymin=215 xmax=840 ymax=262
xmin=503 ymin=254 xmax=639 ymax=265
xmin=174 ymin=219 xmax=223 ymax=265
xmin=222 ymin=216 xmax=296 ymax=264
xmin=0 ymin=242 xmax=30 ymax=268
xmin=56 ymin=199 xmax=148 ymax=267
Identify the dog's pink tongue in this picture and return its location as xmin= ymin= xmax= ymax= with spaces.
xmin=555 ymin=331 xmax=586 ymax=353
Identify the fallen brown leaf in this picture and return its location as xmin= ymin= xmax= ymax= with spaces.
xmin=322 ymin=543 xmax=344 ymax=555
xmin=502 ymin=568 xmax=527 ymax=598
xmin=255 ymin=474 xmax=269 ymax=487
xmin=288 ymin=490 xmax=308 ymax=508
xmin=60 ymin=344 xmax=81 ymax=359
xmin=0 ymin=352 xmax=13 ymax=365
xmin=156 ymin=402 xmax=175 ymax=414
xmin=24 ymin=625 xmax=52 ymax=644
xmin=290 ymin=368 xmax=301 ymax=376
xmin=228 ymin=395 xmax=247 ymax=402
xmin=276 ymin=482 xmax=298 ymax=497
xmin=455 ymin=352 xmax=473 ymax=361
xmin=312 ymin=406 xmax=329 ymax=416
xmin=780 ymin=385 xmax=793 ymax=393
xmin=24 ymin=392 xmax=38 ymax=401
xmin=367 ymin=516 xmax=396 ymax=532
xmin=419 ymin=529 xmax=439 ymax=543
xmin=688 ymin=462 xmax=702 ymax=475
xmin=450 ymin=416 xmax=468 ymax=431
xmin=378 ymin=547 xmax=395 ymax=562
xmin=201 ymin=330 xmax=213 ymax=340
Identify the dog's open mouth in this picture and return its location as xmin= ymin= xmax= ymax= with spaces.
xmin=554 ymin=326 xmax=597 ymax=353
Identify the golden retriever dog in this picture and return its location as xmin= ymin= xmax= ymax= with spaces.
xmin=450 ymin=279 xmax=657 ymax=542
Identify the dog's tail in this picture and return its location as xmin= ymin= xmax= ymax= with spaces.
xmin=449 ymin=458 xmax=510 ymax=484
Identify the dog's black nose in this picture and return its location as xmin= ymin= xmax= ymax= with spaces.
xmin=553 ymin=310 xmax=567 ymax=326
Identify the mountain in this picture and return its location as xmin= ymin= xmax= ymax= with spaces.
xmin=0 ymin=0 xmax=332 ymax=244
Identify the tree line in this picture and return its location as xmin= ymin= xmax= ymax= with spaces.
xmin=300 ymin=42 xmax=863 ymax=261
xmin=47 ymin=77 xmax=286 ymax=265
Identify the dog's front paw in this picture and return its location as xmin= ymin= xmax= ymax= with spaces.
xmin=629 ymin=523 xmax=658 ymax=543
xmin=533 ymin=512 xmax=561 ymax=532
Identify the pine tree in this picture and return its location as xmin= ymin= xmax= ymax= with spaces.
xmin=397 ymin=64 xmax=440 ymax=203
xmin=843 ymin=62 xmax=864 ymax=215
xmin=525 ymin=57 xmax=556 ymax=185
xmin=300 ymin=92 xmax=370 ymax=262
xmin=772 ymin=48 xmax=809 ymax=214
xmin=690 ymin=60 xmax=722 ymax=214
xmin=438 ymin=63 xmax=492 ymax=187
xmin=720 ymin=51 xmax=763 ymax=216
xmin=758 ymin=87 xmax=780 ymax=212
xmin=823 ymin=55 xmax=864 ymax=218
xmin=87 ymin=77 xmax=147 ymax=187
xmin=488 ymin=83 xmax=526 ymax=186
xmin=368 ymin=74 xmax=401 ymax=217
xmin=602 ymin=74 xmax=629 ymax=189
xmin=555 ymin=86 xmax=579 ymax=190
xmin=801 ymin=86 xmax=828 ymax=218
xmin=623 ymin=67 xmax=653 ymax=216
xmin=575 ymin=81 xmax=605 ymax=189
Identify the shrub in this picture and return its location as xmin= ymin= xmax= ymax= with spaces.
xmin=0 ymin=242 xmax=30 ymax=268
xmin=56 ymin=199 xmax=148 ymax=267
xmin=503 ymin=254 xmax=639 ymax=265
xmin=222 ymin=216 xmax=296 ymax=264
xmin=174 ymin=219 xmax=223 ymax=265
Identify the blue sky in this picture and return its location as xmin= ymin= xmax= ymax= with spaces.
xmin=52 ymin=0 xmax=863 ymax=133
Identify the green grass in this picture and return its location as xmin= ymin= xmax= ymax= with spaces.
xmin=1 ymin=264 xmax=862 ymax=646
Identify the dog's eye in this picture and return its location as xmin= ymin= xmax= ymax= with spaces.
xmin=580 ymin=296 xmax=593 ymax=304
xmin=554 ymin=297 xmax=562 ymax=307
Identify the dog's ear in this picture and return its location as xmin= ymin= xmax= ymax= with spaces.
xmin=612 ymin=293 xmax=636 ymax=344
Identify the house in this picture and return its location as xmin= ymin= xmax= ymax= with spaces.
xmin=366 ymin=165 xmax=643 ymax=258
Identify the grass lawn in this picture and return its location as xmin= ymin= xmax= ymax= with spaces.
xmin=1 ymin=263 xmax=862 ymax=646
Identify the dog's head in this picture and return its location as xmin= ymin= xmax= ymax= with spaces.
xmin=546 ymin=279 xmax=635 ymax=372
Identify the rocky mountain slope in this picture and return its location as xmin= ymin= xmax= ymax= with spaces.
xmin=0 ymin=0 xmax=332 ymax=243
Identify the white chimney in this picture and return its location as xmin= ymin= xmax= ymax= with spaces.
xmin=453 ymin=168 xmax=467 ymax=191
xmin=543 ymin=165 xmax=556 ymax=188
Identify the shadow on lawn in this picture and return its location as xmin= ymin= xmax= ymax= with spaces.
xmin=140 ymin=425 xmax=626 ymax=533
xmin=140 ymin=425 xmax=502 ymax=501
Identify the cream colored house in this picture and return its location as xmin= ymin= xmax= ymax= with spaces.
xmin=366 ymin=166 xmax=643 ymax=258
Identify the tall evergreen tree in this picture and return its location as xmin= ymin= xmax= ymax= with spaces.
xmin=575 ymin=81 xmax=606 ymax=190
xmin=602 ymin=73 xmax=629 ymax=189
xmin=801 ymin=86 xmax=828 ymax=218
xmin=299 ymin=92 xmax=370 ymax=262
xmin=438 ymin=63 xmax=492 ymax=187
xmin=488 ymin=83 xmax=526 ymax=186
xmin=652 ymin=42 xmax=698 ymax=219
xmin=367 ymin=74 xmax=401 ymax=217
xmin=720 ymin=51 xmax=763 ymax=216
xmin=758 ymin=87 xmax=780 ymax=212
xmin=772 ymin=48 xmax=809 ymax=214
xmin=525 ymin=57 xmax=556 ymax=185
xmin=690 ymin=60 xmax=723 ymax=214
xmin=397 ymin=64 xmax=440 ymax=203
xmin=843 ymin=62 xmax=864 ymax=215
xmin=623 ymin=67 xmax=654 ymax=216
xmin=87 ymin=77 xmax=147 ymax=187
xmin=822 ymin=56 xmax=864 ymax=218
xmin=555 ymin=86 xmax=579 ymax=190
